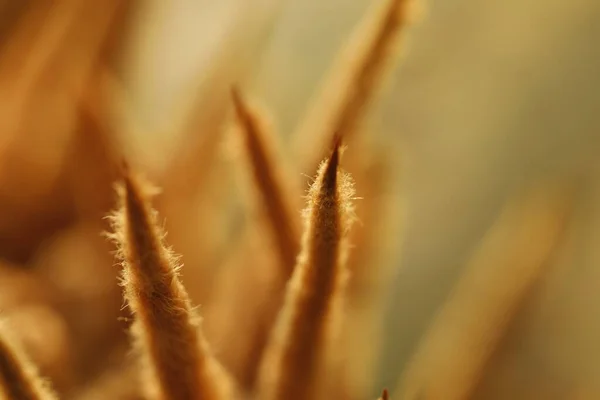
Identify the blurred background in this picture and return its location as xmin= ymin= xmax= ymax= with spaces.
xmin=1 ymin=0 xmax=600 ymax=398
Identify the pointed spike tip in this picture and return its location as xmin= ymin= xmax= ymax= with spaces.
xmin=331 ymin=133 xmax=343 ymax=156
xmin=323 ymin=137 xmax=341 ymax=191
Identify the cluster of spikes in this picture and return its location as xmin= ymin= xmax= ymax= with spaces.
xmin=1 ymin=136 xmax=377 ymax=400
xmin=0 ymin=0 xmax=577 ymax=398
xmin=0 ymin=0 xmax=415 ymax=398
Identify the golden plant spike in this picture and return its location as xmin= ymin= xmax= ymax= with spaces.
xmin=257 ymin=140 xmax=356 ymax=400
xmin=324 ymin=142 xmax=399 ymax=400
xmin=291 ymin=0 xmax=417 ymax=174
xmin=231 ymin=86 xmax=301 ymax=272
xmin=0 ymin=321 xmax=57 ymax=400
xmin=108 ymin=164 xmax=235 ymax=400
xmin=395 ymin=184 xmax=573 ymax=400
xmin=203 ymin=88 xmax=302 ymax=389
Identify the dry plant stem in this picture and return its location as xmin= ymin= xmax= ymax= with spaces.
xmin=257 ymin=142 xmax=355 ymax=400
xmin=110 ymin=169 xmax=233 ymax=400
xmin=231 ymin=87 xmax=301 ymax=272
xmin=292 ymin=0 xmax=415 ymax=174
xmin=396 ymin=185 xmax=573 ymax=400
xmin=0 ymin=324 xmax=57 ymax=400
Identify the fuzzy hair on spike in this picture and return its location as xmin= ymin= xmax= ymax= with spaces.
xmin=257 ymin=140 xmax=356 ymax=400
xmin=107 ymin=164 xmax=235 ymax=400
